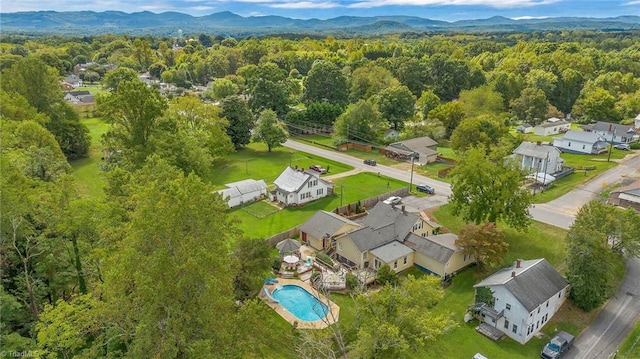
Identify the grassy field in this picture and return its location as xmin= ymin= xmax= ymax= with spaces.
xmin=230 ymin=172 xmax=408 ymax=238
xmin=205 ymin=142 xmax=353 ymax=188
xmin=69 ymin=117 xmax=110 ymax=198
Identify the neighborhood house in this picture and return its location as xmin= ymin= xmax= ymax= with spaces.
xmin=607 ymin=179 xmax=640 ymax=212
xmin=511 ymin=141 xmax=564 ymax=175
xmin=552 ymin=130 xmax=608 ymax=154
xmin=307 ymin=202 xmax=474 ymax=279
xmin=383 ymin=136 xmax=439 ymax=164
xmin=272 ymin=166 xmax=333 ymax=206
xmin=534 ymin=119 xmax=571 ymax=136
xmin=473 ymin=259 xmax=570 ymax=344
xmin=64 ymin=91 xmax=95 ymax=105
xmin=583 ymin=121 xmax=639 ymax=145
xmin=216 ymin=179 xmax=268 ymax=208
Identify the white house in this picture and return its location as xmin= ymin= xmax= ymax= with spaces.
xmin=511 ymin=142 xmax=564 ymax=175
xmin=64 ymin=91 xmax=95 ymax=104
xmin=553 ymin=130 xmax=608 ymax=154
xmin=63 ymin=74 xmax=83 ymax=88
xmin=516 ymin=124 xmax=533 ymax=134
xmin=534 ymin=120 xmax=571 ymax=136
xmin=216 ymin=179 xmax=268 ymax=208
xmin=587 ymin=121 xmax=639 ymax=144
xmin=473 ymin=259 xmax=570 ymax=344
xmin=272 ymin=166 xmax=333 ymax=206
xmin=635 ymin=114 xmax=640 ymax=129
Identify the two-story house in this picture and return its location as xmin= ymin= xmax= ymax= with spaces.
xmin=272 ymin=166 xmax=333 ymax=206
xmin=473 ymin=259 xmax=570 ymax=344
xmin=511 ymin=141 xmax=564 ymax=175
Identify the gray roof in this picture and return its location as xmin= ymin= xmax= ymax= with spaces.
xmin=395 ymin=136 xmax=438 ymax=149
xmin=217 ymin=187 xmax=241 ymax=199
xmin=592 ymin=121 xmax=637 ymax=134
xmin=404 ymin=233 xmax=459 ymax=264
xmin=536 ymin=120 xmax=570 ymax=128
xmin=299 ymin=211 xmax=359 ymax=239
xmin=558 ymin=130 xmax=606 ymax=143
xmin=225 ymin=179 xmax=267 ymax=194
xmin=370 ymin=241 xmax=414 ymax=263
xmin=513 ymin=142 xmax=561 ymax=159
xmin=474 ymin=259 xmax=569 ymax=312
xmin=349 ymin=202 xmax=418 ymax=252
xmin=273 ymin=166 xmax=314 ymax=194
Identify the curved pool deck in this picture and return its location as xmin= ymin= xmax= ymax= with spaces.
xmin=261 ymin=278 xmax=340 ymax=329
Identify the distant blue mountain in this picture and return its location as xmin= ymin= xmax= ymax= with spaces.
xmin=1 ymin=11 xmax=638 ymax=36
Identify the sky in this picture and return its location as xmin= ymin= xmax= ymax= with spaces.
xmin=1 ymin=0 xmax=639 ymax=21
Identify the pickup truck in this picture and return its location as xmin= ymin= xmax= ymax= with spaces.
xmin=541 ymin=331 xmax=575 ymax=359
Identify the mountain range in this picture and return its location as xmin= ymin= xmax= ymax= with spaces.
xmin=2 ymin=11 xmax=640 ymax=36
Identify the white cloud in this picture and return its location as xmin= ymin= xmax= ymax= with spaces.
xmin=623 ymin=0 xmax=640 ymax=5
xmin=269 ymin=1 xmax=341 ymax=9
xmin=348 ymin=0 xmax=560 ymax=9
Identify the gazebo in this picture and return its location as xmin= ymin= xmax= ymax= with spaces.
xmin=275 ymin=238 xmax=301 ymax=255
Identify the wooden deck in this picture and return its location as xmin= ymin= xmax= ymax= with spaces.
xmin=476 ymin=323 xmax=505 ymax=341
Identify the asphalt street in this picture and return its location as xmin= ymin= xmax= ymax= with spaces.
xmin=284 ymin=139 xmax=640 ymax=358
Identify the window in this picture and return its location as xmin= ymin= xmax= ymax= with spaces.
xmin=506 ymin=303 xmax=511 ymax=311
xmin=582 ymin=145 xmax=586 ymax=150
xmin=568 ymin=142 xmax=572 ymax=147
xmin=403 ymin=256 xmax=407 ymax=265
xmin=338 ymin=242 xmax=343 ymax=251
xmin=504 ymin=319 xmax=510 ymax=329
xmin=317 ymin=188 xmax=324 ymax=195
xmin=537 ymin=307 xmax=540 ymax=314
xmin=374 ymin=259 xmax=380 ymax=269
xmin=512 ymin=324 xmax=518 ymax=334
xmin=536 ymin=321 xmax=539 ymax=329
xmin=394 ymin=261 xmax=398 ymax=269
xmin=546 ymin=301 xmax=549 ymax=308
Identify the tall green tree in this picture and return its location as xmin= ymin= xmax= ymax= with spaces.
xmin=509 ymin=87 xmax=549 ymax=125
xmin=220 ymin=95 xmax=254 ymax=149
xmin=333 ymin=100 xmax=387 ymax=145
xmin=101 ymin=158 xmax=244 ymax=358
xmin=349 ymin=64 xmax=399 ymax=102
xmin=428 ymin=102 xmax=465 ymax=139
xmin=101 ymin=67 xmax=139 ymax=91
xmin=97 ymin=80 xmax=168 ymax=168
xmin=572 ymin=86 xmax=620 ymax=123
xmin=450 ymin=115 xmax=510 ymax=154
xmin=252 ymin=109 xmax=289 ymax=152
xmin=450 ymin=146 xmax=532 ymax=231
xmin=375 ymin=85 xmax=416 ymax=131
xmin=303 ymin=60 xmax=349 ymax=107
xmin=353 ymin=275 xmax=452 ymax=359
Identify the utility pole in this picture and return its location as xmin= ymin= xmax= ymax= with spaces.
xmin=607 ymin=125 xmax=616 ymax=162
xmin=340 ymin=185 xmax=344 ymax=207
xmin=409 ymin=153 xmax=416 ymax=193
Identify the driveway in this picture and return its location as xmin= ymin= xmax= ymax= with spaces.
xmin=284 ymin=139 xmax=640 ymax=358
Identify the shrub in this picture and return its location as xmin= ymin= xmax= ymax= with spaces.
xmin=346 ymin=273 xmax=359 ymax=289
xmin=376 ymin=264 xmax=397 ymax=286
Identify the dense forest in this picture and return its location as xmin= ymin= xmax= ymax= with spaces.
xmin=1 ymin=29 xmax=640 ymax=358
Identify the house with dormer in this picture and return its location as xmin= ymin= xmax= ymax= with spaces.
xmin=272 ymin=166 xmax=333 ymax=206
xmin=472 ymin=259 xmax=570 ymax=344
xmin=332 ymin=202 xmax=474 ymax=277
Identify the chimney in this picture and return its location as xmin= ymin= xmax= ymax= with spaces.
xmin=516 ymin=259 xmax=521 ymax=268
xmin=511 ymin=271 xmax=516 ymax=278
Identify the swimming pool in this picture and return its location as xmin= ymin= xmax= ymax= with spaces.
xmin=272 ymin=285 xmax=329 ymax=322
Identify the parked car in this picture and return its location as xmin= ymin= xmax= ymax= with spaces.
xmin=541 ymin=331 xmax=574 ymax=359
xmin=416 ymin=184 xmax=435 ymax=194
xmin=383 ymin=196 xmax=402 ymax=205
xmin=364 ymin=159 xmax=377 ymax=166
xmin=309 ymin=164 xmax=327 ymax=174
xmin=613 ymin=143 xmax=631 ymax=150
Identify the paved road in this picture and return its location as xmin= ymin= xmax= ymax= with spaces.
xmin=285 ymin=139 xmax=640 ymax=358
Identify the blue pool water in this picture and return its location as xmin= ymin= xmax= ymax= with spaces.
xmin=272 ymin=285 xmax=329 ymax=322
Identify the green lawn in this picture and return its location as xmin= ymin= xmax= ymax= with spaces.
xmin=69 ymin=117 xmax=110 ymax=198
xmin=231 ymin=172 xmax=408 ymax=238
xmin=75 ymin=84 xmax=105 ymax=95
xmin=618 ymin=319 xmax=640 ymax=359
xmin=205 ymin=142 xmax=353 ymax=188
